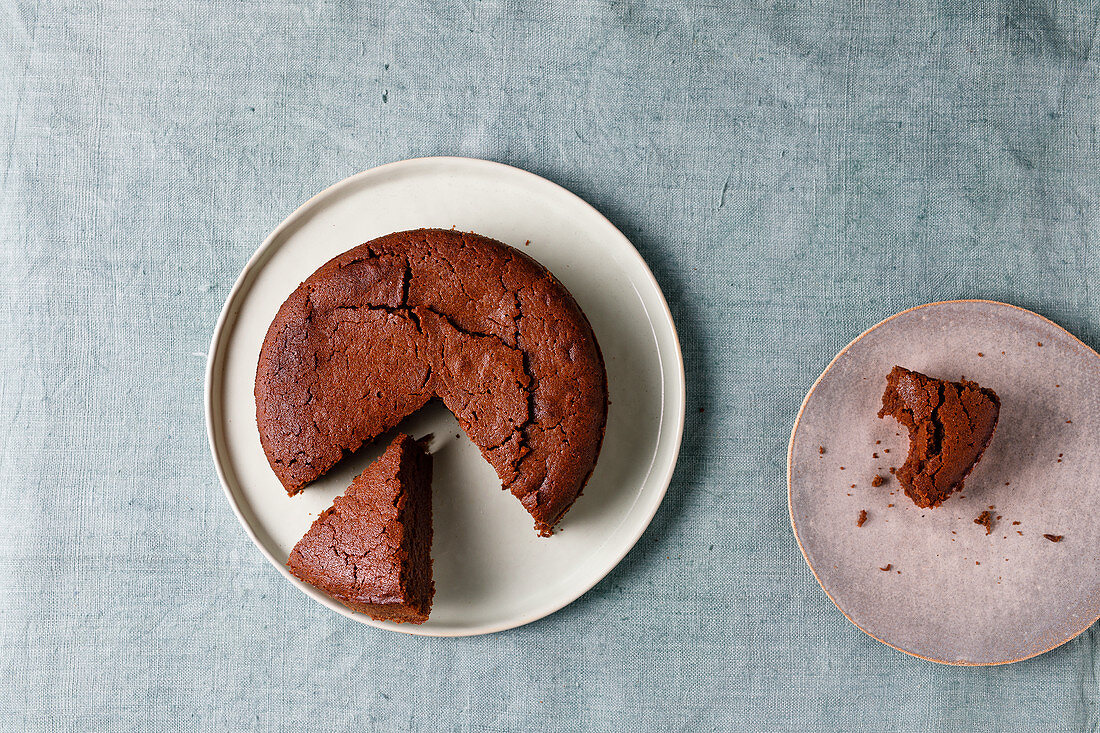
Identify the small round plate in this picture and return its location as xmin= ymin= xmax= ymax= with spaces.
xmin=206 ymin=157 xmax=685 ymax=636
xmin=789 ymin=301 xmax=1100 ymax=665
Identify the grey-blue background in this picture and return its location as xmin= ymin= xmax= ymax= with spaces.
xmin=2 ymin=1 xmax=1098 ymax=730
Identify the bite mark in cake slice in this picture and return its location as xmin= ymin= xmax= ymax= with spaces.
xmin=877 ymin=366 xmax=1000 ymax=509
xmin=287 ymin=433 xmax=434 ymax=623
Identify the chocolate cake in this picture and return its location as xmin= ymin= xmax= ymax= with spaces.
xmin=287 ymin=434 xmax=434 ymax=623
xmin=256 ymin=228 xmax=608 ymax=536
xmin=877 ymin=366 xmax=1000 ymax=509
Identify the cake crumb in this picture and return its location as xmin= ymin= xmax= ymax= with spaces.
xmin=1012 ymin=521 xmax=1020 ymax=525
xmin=871 ymin=474 xmax=885 ymax=487
xmin=1017 ymin=531 xmax=1023 ymax=535
xmin=1043 ymin=534 xmax=1064 ymax=543
xmin=978 ymin=352 xmax=984 ymax=357
xmin=818 ymin=446 xmax=825 ymax=454
xmin=840 ymin=466 xmax=845 ymax=470
xmin=879 ymin=564 xmax=892 ymax=572
xmin=872 ymin=452 xmax=878 ymax=458
xmin=883 ymin=448 xmax=890 ymax=453
xmin=857 ymin=510 xmax=868 ymax=527
xmin=887 ymin=503 xmax=894 ymax=507
xmin=875 ymin=440 xmax=881 ymax=445
xmin=974 ymin=511 xmax=995 ymax=535
xmin=1037 ymin=341 xmax=1043 ymax=346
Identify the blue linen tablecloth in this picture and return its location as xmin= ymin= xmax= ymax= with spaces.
xmin=2 ymin=1 xmax=1099 ymax=730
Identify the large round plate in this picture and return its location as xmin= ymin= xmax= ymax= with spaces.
xmin=206 ymin=157 xmax=685 ymax=636
xmin=789 ymin=301 xmax=1100 ymax=664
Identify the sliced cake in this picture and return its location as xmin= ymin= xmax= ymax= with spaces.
xmin=255 ymin=228 xmax=608 ymax=536
xmin=878 ymin=366 xmax=1000 ymax=508
xmin=287 ymin=434 xmax=434 ymax=623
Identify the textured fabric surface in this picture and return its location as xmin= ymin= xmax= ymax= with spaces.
xmin=2 ymin=1 xmax=1100 ymax=730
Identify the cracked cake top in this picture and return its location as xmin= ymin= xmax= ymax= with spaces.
xmin=877 ymin=365 xmax=1000 ymax=509
xmin=255 ymin=228 xmax=608 ymax=536
xmin=286 ymin=433 xmax=434 ymax=623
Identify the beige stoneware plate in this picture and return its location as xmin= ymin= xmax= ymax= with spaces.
xmin=789 ymin=301 xmax=1100 ymax=665
xmin=206 ymin=157 xmax=685 ymax=636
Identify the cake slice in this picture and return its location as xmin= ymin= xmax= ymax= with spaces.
xmin=287 ymin=434 xmax=434 ymax=623
xmin=877 ymin=366 xmax=1000 ymax=509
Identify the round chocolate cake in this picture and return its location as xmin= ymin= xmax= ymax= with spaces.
xmin=255 ymin=228 xmax=607 ymax=535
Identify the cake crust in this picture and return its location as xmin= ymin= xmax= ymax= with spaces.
xmin=878 ymin=366 xmax=1000 ymax=508
xmin=255 ymin=228 xmax=608 ymax=536
xmin=286 ymin=434 xmax=434 ymax=624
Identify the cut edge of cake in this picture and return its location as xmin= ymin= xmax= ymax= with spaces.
xmin=877 ymin=365 xmax=1000 ymax=508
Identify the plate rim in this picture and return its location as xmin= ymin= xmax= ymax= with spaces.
xmin=205 ymin=156 xmax=687 ymax=637
xmin=787 ymin=299 xmax=1100 ymax=665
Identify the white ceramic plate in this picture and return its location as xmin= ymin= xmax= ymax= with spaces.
xmin=789 ymin=301 xmax=1100 ymax=664
xmin=206 ymin=157 xmax=685 ymax=636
